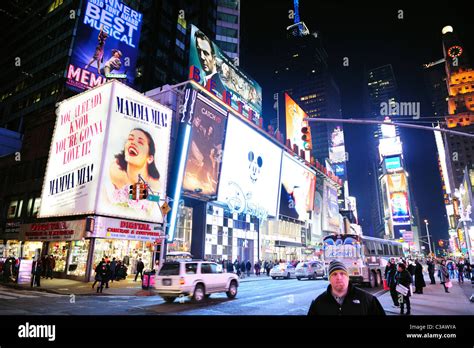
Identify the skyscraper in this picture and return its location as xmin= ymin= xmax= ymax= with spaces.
xmin=440 ymin=26 xmax=474 ymax=189
xmin=0 ymin=0 xmax=220 ymax=239
xmin=216 ymin=0 xmax=240 ymax=60
xmin=366 ymin=65 xmax=418 ymax=243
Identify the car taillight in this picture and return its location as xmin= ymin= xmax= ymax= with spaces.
xmin=179 ymin=277 xmax=185 ymax=285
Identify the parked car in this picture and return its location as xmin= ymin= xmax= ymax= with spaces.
xmin=270 ymin=262 xmax=296 ymax=279
xmin=155 ymin=261 xmax=239 ymax=303
xmin=295 ymin=261 xmax=326 ymax=280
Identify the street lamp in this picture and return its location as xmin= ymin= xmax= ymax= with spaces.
xmin=424 ymin=219 xmax=433 ymax=255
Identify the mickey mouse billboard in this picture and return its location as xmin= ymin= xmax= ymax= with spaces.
xmin=217 ymin=114 xmax=282 ymax=219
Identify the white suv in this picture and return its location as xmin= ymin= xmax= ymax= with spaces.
xmin=155 ymin=261 xmax=239 ymax=303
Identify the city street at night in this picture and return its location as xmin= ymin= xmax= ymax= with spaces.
xmin=1 ymin=0 xmax=474 ymax=346
xmin=1 ymin=275 xmax=472 ymax=316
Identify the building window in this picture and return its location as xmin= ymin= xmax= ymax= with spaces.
xmin=27 ymin=197 xmax=41 ymax=218
xmin=7 ymin=199 xmax=23 ymax=219
xmin=217 ymin=12 xmax=238 ymax=24
xmin=217 ymin=26 xmax=238 ymax=38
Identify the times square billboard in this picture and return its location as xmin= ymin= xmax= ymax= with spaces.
xmin=188 ymin=25 xmax=262 ymax=123
xmin=65 ymin=0 xmax=143 ymax=91
xmin=39 ymin=80 xmax=172 ymax=224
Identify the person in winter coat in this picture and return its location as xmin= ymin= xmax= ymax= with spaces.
xmin=92 ymin=259 xmax=105 ymax=288
xmin=46 ymin=255 xmax=55 ymax=279
xmin=227 ymin=260 xmax=234 ymax=273
xmin=110 ymin=258 xmax=117 ymax=282
xmin=266 ymin=261 xmax=273 ymax=276
xmin=395 ymin=262 xmax=412 ymax=315
xmin=233 ymin=259 xmax=240 ymax=275
xmin=439 ymin=260 xmax=450 ymax=293
xmin=413 ymin=259 xmax=426 ymax=294
xmin=456 ymin=260 xmax=465 ymax=284
xmin=246 ymin=260 xmax=252 ymax=277
xmin=240 ymin=261 xmax=246 ymax=278
xmin=97 ymin=262 xmax=111 ymax=293
xmin=254 ymin=262 xmax=261 ymax=276
xmin=135 ymin=258 xmax=145 ymax=281
xmin=427 ymin=259 xmax=436 ymax=284
xmin=308 ymin=260 xmax=385 ymax=316
xmin=407 ymin=260 xmax=415 ymax=284
xmin=31 ymin=259 xmax=43 ymax=287
xmin=385 ymin=259 xmax=399 ymax=307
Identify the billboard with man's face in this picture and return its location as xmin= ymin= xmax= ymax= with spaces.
xmin=39 ymin=81 xmax=173 ymax=224
xmin=189 ymin=25 xmax=262 ymax=121
xmin=66 ymin=0 xmax=143 ymax=91
xmin=182 ymin=93 xmax=227 ymax=197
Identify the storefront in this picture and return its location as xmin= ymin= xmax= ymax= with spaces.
xmin=18 ymin=219 xmax=90 ymax=281
xmin=168 ymin=206 xmax=193 ymax=253
xmin=204 ymin=204 xmax=260 ymax=264
xmin=91 ymin=216 xmax=165 ymax=280
xmin=260 ymin=218 xmax=305 ymax=262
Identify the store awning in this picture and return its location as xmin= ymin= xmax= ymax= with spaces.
xmin=274 ymin=240 xmax=303 ymax=248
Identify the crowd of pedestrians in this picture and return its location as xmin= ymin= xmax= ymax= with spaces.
xmin=384 ymin=256 xmax=472 ymax=315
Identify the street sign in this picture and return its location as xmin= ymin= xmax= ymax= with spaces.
xmin=147 ymin=194 xmax=160 ymax=202
xmin=402 ymin=231 xmax=413 ymax=242
xmin=160 ymin=202 xmax=171 ymax=215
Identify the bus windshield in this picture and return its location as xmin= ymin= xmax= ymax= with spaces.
xmin=323 ymin=235 xmax=362 ymax=259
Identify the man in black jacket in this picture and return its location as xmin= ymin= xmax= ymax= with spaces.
xmin=307 ymin=260 xmax=386 ymax=315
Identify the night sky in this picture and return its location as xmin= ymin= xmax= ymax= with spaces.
xmin=239 ymin=1 xmax=473 ymax=250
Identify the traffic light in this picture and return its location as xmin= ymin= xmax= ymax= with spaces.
xmin=139 ymin=183 xmax=149 ymax=200
xmin=301 ymin=125 xmax=312 ymax=150
xmin=129 ymin=184 xmax=136 ymax=200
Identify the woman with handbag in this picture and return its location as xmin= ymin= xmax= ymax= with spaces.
xmin=439 ymin=259 xmax=451 ymax=293
xmin=395 ymin=263 xmax=412 ymax=315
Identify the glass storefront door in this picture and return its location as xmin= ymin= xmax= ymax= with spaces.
xmin=22 ymin=241 xmax=43 ymax=260
xmin=47 ymin=241 xmax=70 ymax=272
xmin=67 ymin=240 xmax=90 ymax=277
xmin=93 ymin=239 xmax=154 ymax=277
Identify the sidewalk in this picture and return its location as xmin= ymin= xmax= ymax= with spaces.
xmin=1 ymin=272 xmax=271 ymax=296
xmin=378 ymin=276 xmax=474 ymax=315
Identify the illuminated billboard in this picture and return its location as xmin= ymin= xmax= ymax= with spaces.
xmin=387 ymin=173 xmax=410 ymax=225
xmin=379 ymin=136 xmax=402 ymax=157
xmin=284 ymin=93 xmax=311 ymax=161
xmin=311 ymin=179 xmax=323 ymax=241
xmin=385 ymin=156 xmax=402 ymax=171
xmin=322 ymin=180 xmax=340 ymax=233
xmin=279 ymin=153 xmax=316 ymax=220
xmin=39 ymin=81 xmax=173 ymax=223
xmin=329 ymin=125 xmax=346 ymax=164
xmin=189 ymin=25 xmax=262 ymax=121
xmin=217 ymin=115 xmax=282 ymax=219
xmin=66 ymin=0 xmax=143 ymax=91
xmin=182 ymin=94 xmax=227 ymax=197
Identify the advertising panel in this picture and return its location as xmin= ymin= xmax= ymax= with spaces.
xmin=329 ymin=125 xmax=346 ymax=164
xmin=387 ymin=173 xmax=410 ymax=225
xmin=217 ymin=115 xmax=282 ymax=219
xmin=39 ymin=83 xmax=112 ymax=218
xmin=93 ymin=216 xmax=165 ymax=243
xmin=311 ymin=178 xmax=324 ymax=241
xmin=19 ymin=220 xmax=86 ymax=241
xmin=279 ymin=153 xmax=316 ymax=221
xmin=66 ymin=0 xmax=143 ymax=91
xmin=39 ymin=81 xmax=173 ymax=224
xmin=385 ymin=155 xmax=402 ymax=171
xmin=379 ymin=136 xmax=402 ymax=157
xmin=189 ymin=25 xmax=262 ymax=120
xmin=17 ymin=260 xmax=34 ymax=285
xmin=284 ymin=93 xmax=311 ymax=161
xmin=322 ymin=180 xmax=340 ymax=232
xmin=333 ymin=163 xmax=346 ymax=179
xmin=182 ymin=94 xmax=227 ymax=197
xmin=96 ymin=82 xmax=172 ymax=223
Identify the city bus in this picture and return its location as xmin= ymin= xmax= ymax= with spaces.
xmin=323 ymin=234 xmax=404 ymax=288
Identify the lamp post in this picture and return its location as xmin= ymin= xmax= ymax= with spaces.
xmin=424 ymin=219 xmax=433 ymax=256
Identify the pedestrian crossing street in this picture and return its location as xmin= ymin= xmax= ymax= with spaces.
xmin=0 ymin=287 xmax=66 ymax=300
